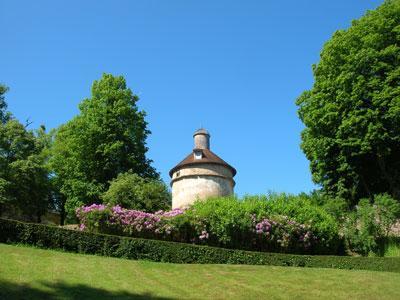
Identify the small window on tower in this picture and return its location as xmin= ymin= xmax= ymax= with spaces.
xmin=194 ymin=149 xmax=203 ymax=160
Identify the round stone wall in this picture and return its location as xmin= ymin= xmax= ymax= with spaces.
xmin=171 ymin=164 xmax=235 ymax=209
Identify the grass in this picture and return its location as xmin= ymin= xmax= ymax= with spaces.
xmin=368 ymin=237 xmax=400 ymax=258
xmin=385 ymin=242 xmax=400 ymax=257
xmin=384 ymin=238 xmax=400 ymax=257
xmin=1 ymin=243 xmax=400 ymax=300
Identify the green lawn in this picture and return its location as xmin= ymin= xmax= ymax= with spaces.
xmin=0 ymin=243 xmax=399 ymax=300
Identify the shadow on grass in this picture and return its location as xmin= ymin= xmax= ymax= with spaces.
xmin=0 ymin=280 xmax=175 ymax=300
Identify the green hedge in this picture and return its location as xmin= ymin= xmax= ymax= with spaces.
xmin=1 ymin=218 xmax=399 ymax=273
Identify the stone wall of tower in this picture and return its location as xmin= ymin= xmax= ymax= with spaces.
xmin=171 ymin=164 xmax=234 ymax=209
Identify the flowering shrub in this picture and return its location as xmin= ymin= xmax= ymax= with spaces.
xmin=76 ymin=204 xmax=108 ymax=233
xmin=343 ymin=195 xmax=400 ymax=255
xmin=246 ymin=193 xmax=342 ymax=254
xmin=253 ymin=216 xmax=316 ymax=253
xmin=76 ymin=204 xmax=184 ymax=239
xmin=76 ymin=200 xmax=329 ymax=254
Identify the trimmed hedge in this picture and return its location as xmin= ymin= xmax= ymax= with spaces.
xmin=1 ymin=218 xmax=399 ymax=273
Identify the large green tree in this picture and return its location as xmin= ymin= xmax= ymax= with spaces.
xmin=296 ymin=0 xmax=400 ymax=204
xmin=0 ymin=105 xmax=50 ymax=221
xmin=51 ymin=74 xmax=158 ymax=218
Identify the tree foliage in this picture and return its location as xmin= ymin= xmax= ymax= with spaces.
xmin=296 ymin=0 xmax=400 ymax=203
xmin=0 ymin=84 xmax=11 ymax=124
xmin=51 ymin=74 xmax=158 ymax=218
xmin=103 ymin=172 xmax=171 ymax=212
xmin=0 ymin=119 xmax=50 ymax=221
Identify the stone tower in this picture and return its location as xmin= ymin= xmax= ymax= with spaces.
xmin=169 ymin=129 xmax=236 ymax=209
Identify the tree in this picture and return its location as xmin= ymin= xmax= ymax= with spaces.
xmin=8 ymin=155 xmax=49 ymax=221
xmin=296 ymin=0 xmax=400 ymax=204
xmin=51 ymin=74 xmax=158 ymax=219
xmin=0 ymin=84 xmax=11 ymax=124
xmin=0 ymin=85 xmax=49 ymax=219
xmin=103 ymin=172 xmax=171 ymax=212
xmin=0 ymin=120 xmax=50 ymax=221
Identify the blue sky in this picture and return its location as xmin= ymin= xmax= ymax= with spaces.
xmin=1 ymin=0 xmax=383 ymax=196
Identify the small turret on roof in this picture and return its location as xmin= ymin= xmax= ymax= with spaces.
xmin=193 ymin=128 xmax=210 ymax=150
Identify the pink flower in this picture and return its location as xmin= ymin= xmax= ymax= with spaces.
xmin=255 ymin=218 xmax=272 ymax=234
xmin=199 ymin=230 xmax=209 ymax=240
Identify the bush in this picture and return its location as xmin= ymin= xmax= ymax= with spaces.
xmin=256 ymin=193 xmax=343 ymax=254
xmin=374 ymin=194 xmax=400 ymax=235
xmin=102 ymin=172 xmax=171 ymax=212
xmin=344 ymin=199 xmax=381 ymax=255
xmin=76 ymin=194 xmax=342 ymax=255
xmin=76 ymin=204 xmax=183 ymax=240
xmin=171 ymin=197 xmax=322 ymax=254
xmin=301 ymin=190 xmax=349 ymax=222
xmin=344 ymin=194 xmax=400 ymax=255
xmin=1 ymin=218 xmax=399 ymax=272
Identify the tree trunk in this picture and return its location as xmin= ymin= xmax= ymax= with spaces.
xmin=359 ymin=174 xmax=373 ymax=202
xmin=60 ymin=199 xmax=66 ymax=226
xmin=377 ymin=155 xmax=400 ymax=199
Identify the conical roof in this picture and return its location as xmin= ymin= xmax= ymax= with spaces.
xmin=169 ymin=148 xmax=236 ymax=177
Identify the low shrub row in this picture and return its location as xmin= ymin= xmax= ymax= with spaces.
xmin=1 ymin=218 xmax=399 ymax=273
